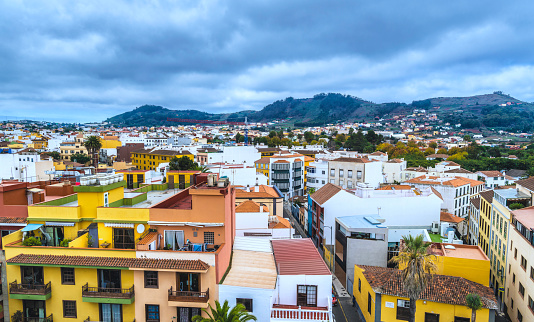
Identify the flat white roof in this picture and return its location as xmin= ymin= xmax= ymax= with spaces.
xmin=233 ymin=236 xmax=272 ymax=253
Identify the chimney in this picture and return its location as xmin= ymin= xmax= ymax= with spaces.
xmin=254 ymin=185 xmax=259 ymax=192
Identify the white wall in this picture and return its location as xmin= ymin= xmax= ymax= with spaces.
xmin=212 ymin=166 xmax=268 ymax=187
xmin=218 ymin=285 xmax=275 ymax=322
xmin=207 ymin=146 xmax=261 ymax=165
xmin=236 ymin=211 xmax=269 ymax=230
xmin=274 ymin=275 xmax=332 ymax=308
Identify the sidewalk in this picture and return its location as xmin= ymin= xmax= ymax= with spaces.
xmin=333 ymin=275 xmax=350 ymax=298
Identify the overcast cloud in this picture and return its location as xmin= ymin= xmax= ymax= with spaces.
xmin=0 ymin=0 xmax=532 ymax=122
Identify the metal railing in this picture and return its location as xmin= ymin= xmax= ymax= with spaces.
xmin=11 ymin=311 xmax=53 ymax=322
xmin=168 ymin=287 xmax=209 ymax=302
xmin=82 ymin=283 xmax=134 ymax=299
xmin=10 ymin=281 xmax=51 ymax=295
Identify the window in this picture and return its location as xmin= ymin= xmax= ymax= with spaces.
xmin=521 ymin=256 xmax=527 ymax=270
xmin=358 ymin=279 xmax=361 ymax=292
xmin=61 ymin=267 xmax=75 ymax=285
xmin=146 ymin=304 xmax=160 ymax=322
xmin=515 ymin=248 xmax=517 ymax=259
xmin=204 ymin=231 xmax=215 ymax=244
xmin=531 ymin=267 xmax=534 ymax=280
xmin=237 ymin=298 xmax=253 ymax=312
xmin=347 ymin=181 xmax=352 ymax=189
xmin=513 ymin=273 xmax=516 ymax=284
xmin=113 ymin=228 xmax=135 ymax=249
xmin=63 ymin=300 xmax=77 ymax=318
xmin=529 ymin=296 xmax=534 ymax=313
xmin=297 ymin=285 xmax=317 ymax=307
xmin=348 ymin=170 xmax=353 ymax=178
xmin=396 ymin=299 xmax=410 ymax=321
xmin=330 ymin=179 xmax=335 ymax=184
xmin=357 ymin=170 xmax=362 ymax=180
xmin=368 ymin=293 xmax=372 ymax=314
xmin=322 ymin=170 xmax=325 ymax=175
xmin=519 ymin=282 xmax=525 ymax=298
xmin=330 ymin=169 xmax=335 ymax=177
xmin=518 ymin=309 xmax=523 ymax=322
xmin=454 ymin=318 xmax=469 ymax=322
xmin=339 ymin=169 xmax=344 ymax=177
xmin=425 ymin=313 xmax=439 ymax=322
xmin=144 ymin=271 xmax=158 ymax=288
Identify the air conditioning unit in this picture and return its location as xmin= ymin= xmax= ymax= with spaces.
xmin=431 ymin=222 xmax=439 ymax=234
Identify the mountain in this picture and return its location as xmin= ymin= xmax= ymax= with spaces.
xmin=105 ymin=92 xmax=534 ymax=130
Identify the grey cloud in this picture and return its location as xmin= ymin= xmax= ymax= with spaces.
xmin=0 ymin=0 xmax=533 ymax=122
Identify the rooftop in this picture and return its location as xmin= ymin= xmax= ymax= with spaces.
xmin=271 ymin=238 xmax=331 ymax=276
xmin=360 ymin=265 xmax=497 ymax=309
xmin=430 ymin=243 xmax=488 ymax=261
xmin=511 ymin=206 xmax=534 ymax=230
xmin=336 ymin=215 xmax=386 ymax=229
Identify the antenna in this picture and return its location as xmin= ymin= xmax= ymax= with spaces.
xmin=244 ymin=117 xmax=249 ymax=146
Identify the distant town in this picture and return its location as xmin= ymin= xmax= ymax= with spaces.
xmin=0 ymin=107 xmax=531 ymax=322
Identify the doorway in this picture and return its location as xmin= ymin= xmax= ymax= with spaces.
xmin=98 ymin=269 xmax=121 ymax=290
xmin=177 ymin=273 xmax=200 ymax=292
xmin=23 ymin=300 xmax=46 ymax=319
xmin=179 ymin=175 xmax=185 ymax=189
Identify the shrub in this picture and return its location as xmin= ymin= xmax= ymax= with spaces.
xmin=509 ymin=203 xmax=525 ymax=210
xmin=59 ymin=239 xmax=72 ymax=247
xmin=22 ymin=237 xmax=42 ymax=246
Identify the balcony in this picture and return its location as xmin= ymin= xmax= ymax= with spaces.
xmin=168 ymin=287 xmax=209 ymax=308
xmin=11 ymin=312 xmax=53 ymax=322
xmin=271 ymin=304 xmax=331 ymax=321
xmin=9 ymin=281 xmax=51 ymax=300
xmin=81 ymin=283 xmax=135 ymax=304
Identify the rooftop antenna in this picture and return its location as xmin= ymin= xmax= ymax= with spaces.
xmin=244 ymin=117 xmax=249 ymax=146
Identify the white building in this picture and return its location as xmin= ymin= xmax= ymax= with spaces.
xmin=306 ymin=159 xmax=328 ymax=192
xmin=405 ymin=176 xmax=484 ymax=218
xmin=219 ymin=237 xmax=333 ymax=322
xmin=206 ymin=164 xmax=268 ymax=187
xmin=476 ymin=171 xmax=508 ymax=188
xmin=382 ymin=158 xmax=407 ymax=183
xmin=468 ymin=197 xmax=481 ymax=245
xmin=0 ymin=151 xmax=54 ymax=182
xmin=255 ymin=154 xmax=305 ymax=199
xmin=309 ymin=183 xmax=442 ymax=250
xmin=204 ymin=146 xmax=261 ymax=166
xmin=327 ymin=157 xmax=383 ymax=189
xmin=235 ymin=201 xmax=294 ymax=239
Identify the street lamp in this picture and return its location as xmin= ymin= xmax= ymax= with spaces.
xmin=324 ymin=225 xmax=335 ymax=275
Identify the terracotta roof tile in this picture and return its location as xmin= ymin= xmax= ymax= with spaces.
xmin=470 ymin=197 xmax=481 ymax=209
xmin=235 ymin=200 xmax=269 ymax=213
xmin=310 ymin=183 xmax=342 ymax=205
xmin=0 ymin=217 xmax=26 ymax=224
xmin=235 ymin=185 xmax=282 ymax=199
xmin=7 ymin=254 xmax=210 ymax=270
xmin=440 ymin=211 xmax=465 ymax=223
xmin=360 ymin=265 xmax=498 ymax=309
xmin=331 ymin=157 xmax=370 ymax=163
xmin=516 ymin=177 xmax=534 ymax=192
xmin=479 ymin=190 xmax=494 ymax=203
xmin=477 ymin=171 xmax=504 ymax=178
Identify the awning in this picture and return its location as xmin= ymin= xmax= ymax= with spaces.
xmin=46 ymin=222 xmax=75 ymax=227
xmin=104 ymin=223 xmax=134 ymax=228
xmin=21 ymin=224 xmax=43 ymax=232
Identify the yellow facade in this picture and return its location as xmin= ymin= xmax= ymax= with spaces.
xmin=166 ymin=171 xmax=200 ymax=189
xmin=255 ymin=162 xmax=270 ymax=184
xmin=101 ymin=139 xmax=121 ymax=149
xmin=478 ymin=194 xmax=492 ymax=256
xmin=353 ymin=266 xmax=494 ymax=322
xmin=489 ymin=197 xmax=510 ymax=295
xmin=433 ymin=247 xmax=490 ymax=286
xmin=131 ymin=151 xmax=194 ymax=171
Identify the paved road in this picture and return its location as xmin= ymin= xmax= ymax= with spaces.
xmin=332 ymin=288 xmax=363 ymax=322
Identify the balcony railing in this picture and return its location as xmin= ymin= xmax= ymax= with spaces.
xmin=82 ymin=283 xmax=134 ymax=299
xmin=271 ymin=305 xmax=330 ymax=321
xmin=10 ymin=281 xmax=51 ymax=296
xmin=11 ymin=311 xmax=53 ymax=322
xmin=168 ymin=287 xmax=209 ymax=303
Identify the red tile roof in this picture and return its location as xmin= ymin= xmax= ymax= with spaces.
xmin=310 ymin=183 xmax=342 ymax=205
xmin=271 ymin=239 xmax=331 ymax=276
xmin=0 ymin=217 xmax=26 ymax=224
xmin=235 ymin=200 xmax=269 ymax=213
xmin=360 ymin=265 xmax=498 ymax=309
xmin=7 ymin=254 xmax=210 ymax=270
xmin=440 ymin=211 xmax=465 ymax=223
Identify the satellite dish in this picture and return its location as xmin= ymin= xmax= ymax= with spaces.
xmin=137 ymin=224 xmax=146 ymax=234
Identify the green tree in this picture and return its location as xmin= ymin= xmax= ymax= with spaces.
xmin=463 ymin=135 xmax=472 ymax=142
xmin=169 ymin=156 xmax=196 ymax=170
xmin=83 ymin=135 xmax=102 ymax=167
xmin=436 ymin=148 xmax=448 ymax=154
xmin=192 ymin=300 xmax=257 ymax=322
xmin=71 ymin=153 xmax=91 ymax=164
xmin=192 ymin=164 xmax=211 ymax=173
xmin=304 ymin=131 xmax=314 ymax=143
xmin=44 ymin=151 xmax=61 ymax=160
xmin=390 ymin=234 xmax=437 ymax=322
xmin=465 ymin=293 xmax=483 ymax=322
xmin=429 ymin=142 xmax=438 ymax=149
xmin=268 ymin=130 xmax=277 ymax=138
xmin=344 ymin=130 xmax=368 ymax=152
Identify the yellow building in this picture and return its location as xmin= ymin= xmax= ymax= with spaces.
xmin=4 ymin=173 xmax=234 ymax=322
xmin=353 ymin=265 xmax=498 ymax=322
xmin=100 ymin=136 xmax=122 ymax=149
xmin=256 ymin=147 xmax=281 ymax=157
xmin=30 ymin=138 xmax=48 ymax=150
xmin=430 ymin=243 xmax=490 ymax=286
xmin=60 ymin=134 xmax=88 ymax=161
xmin=478 ymin=190 xmax=494 ymax=256
xmin=254 ymin=157 xmax=270 ymax=182
xmin=166 ymin=170 xmax=201 ymax=189
xmin=131 ymin=149 xmax=193 ymax=171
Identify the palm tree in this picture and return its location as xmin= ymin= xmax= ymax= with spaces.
xmin=390 ymin=234 xmax=437 ymax=322
xmin=192 ymin=300 xmax=256 ymax=322
xmin=466 ymin=293 xmax=483 ymax=322
xmin=192 ymin=163 xmax=211 ymax=173
xmin=83 ymin=135 xmax=102 ymax=169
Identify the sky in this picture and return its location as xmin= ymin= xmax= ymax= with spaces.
xmin=1 ymin=1 xmax=533 ymax=123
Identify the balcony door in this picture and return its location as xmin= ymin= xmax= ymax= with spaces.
xmin=177 ymin=273 xmax=200 ymax=292
xmin=113 ymin=228 xmax=134 ymax=249
xmin=100 ymin=304 xmax=122 ymax=322
xmin=21 ymin=266 xmax=43 ymax=285
xmin=178 ymin=307 xmax=201 ymax=322
xmin=23 ymin=300 xmax=45 ymax=319
xmin=296 ymin=285 xmax=317 ymax=307
xmin=164 ymin=230 xmax=184 ymax=250
xmin=98 ymin=269 xmax=121 ymax=289
xmin=42 ymin=226 xmax=64 ymax=246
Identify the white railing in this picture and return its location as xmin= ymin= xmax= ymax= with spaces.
xmin=271 ymin=306 xmax=331 ymax=321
